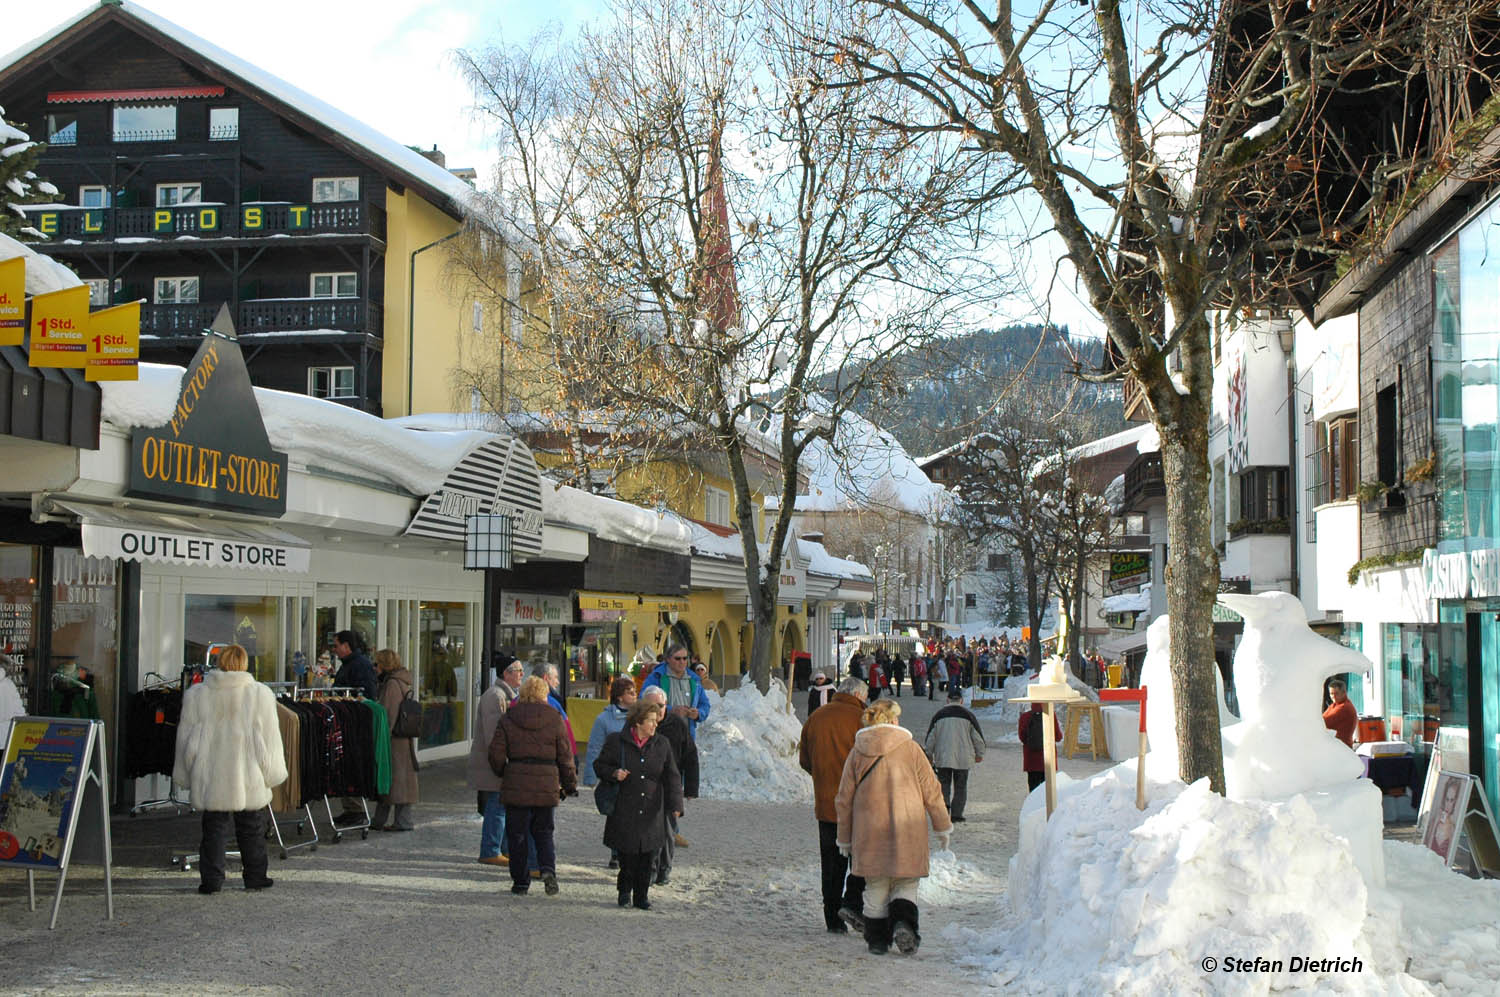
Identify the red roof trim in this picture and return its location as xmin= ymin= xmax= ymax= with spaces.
xmin=687 ymin=517 xmax=738 ymax=538
xmin=47 ymin=86 xmax=226 ymax=104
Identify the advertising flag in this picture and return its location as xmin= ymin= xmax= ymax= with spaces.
xmin=0 ymin=257 xmax=23 ymax=346
xmin=29 ymin=284 xmax=90 ymax=368
xmin=85 ymin=300 xmax=141 ymax=381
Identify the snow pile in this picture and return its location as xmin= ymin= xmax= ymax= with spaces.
xmin=1384 ymin=840 xmax=1500 ymax=991
xmin=919 ymin=847 xmax=1003 ymax=907
xmin=956 ymin=772 xmax=1408 ymax=994
xmin=0 ymin=231 xmax=80 ymax=294
xmin=1100 ymin=582 xmax=1151 ymax=615
xmin=695 ymin=679 xmax=813 ymax=804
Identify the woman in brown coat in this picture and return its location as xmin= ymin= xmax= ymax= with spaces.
xmin=834 ymin=698 xmax=952 ymax=956
xmin=488 ymin=675 xmax=577 ymax=896
xmin=372 ymin=648 xmax=419 ymax=831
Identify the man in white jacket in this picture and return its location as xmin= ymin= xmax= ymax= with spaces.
xmin=173 ymin=644 xmax=288 ymax=894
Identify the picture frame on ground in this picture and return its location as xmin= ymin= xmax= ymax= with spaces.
xmin=1423 ymin=771 xmax=1467 ymax=866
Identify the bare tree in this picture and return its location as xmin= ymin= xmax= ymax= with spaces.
xmin=458 ymin=0 xmax=987 ymax=689
xmin=829 ymin=0 xmax=1499 ymax=791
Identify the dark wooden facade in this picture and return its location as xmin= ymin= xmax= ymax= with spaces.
xmin=1356 ymin=252 xmax=1440 ymax=560
xmin=1 ymin=16 xmax=401 ymax=413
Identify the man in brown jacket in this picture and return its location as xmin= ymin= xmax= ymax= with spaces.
xmin=799 ymin=675 xmax=869 ymax=933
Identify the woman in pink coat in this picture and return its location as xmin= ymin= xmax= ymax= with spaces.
xmin=834 ymin=698 xmax=952 ymax=956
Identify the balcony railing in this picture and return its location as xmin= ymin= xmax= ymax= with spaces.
xmin=22 ymin=200 xmax=383 ymax=242
xmin=141 ymin=298 xmax=380 ymax=338
xmin=1122 ymin=453 xmax=1165 ymax=511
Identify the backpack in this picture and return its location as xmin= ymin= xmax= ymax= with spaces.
xmin=390 ymin=683 xmax=423 ymax=739
xmin=1023 ymin=711 xmax=1045 ymax=752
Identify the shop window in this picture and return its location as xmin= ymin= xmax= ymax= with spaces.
xmin=0 ymin=544 xmax=42 ymax=713
xmin=153 ymin=276 xmax=200 ymax=304
xmin=183 ymin=594 xmax=281 ymax=683
xmin=1317 ymin=415 xmax=1358 ymax=503
xmin=208 ymin=106 xmax=239 ymax=141
xmin=50 ymin=551 xmax=119 ymax=775
xmin=46 ymin=112 xmax=78 ymax=146
xmin=1375 ymin=382 xmax=1399 ymax=485
xmin=310 ymin=272 xmax=357 ymax=298
xmin=312 ymin=176 xmax=359 ymax=203
xmin=113 ymin=103 xmax=176 ymax=142
xmin=705 ymin=486 xmax=731 ymax=527
xmin=83 ymin=278 xmax=111 ymax=306
xmin=308 ymin=365 xmax=355 ymax=399
xmin=156 ymin=182 xmax=203 ymax=207
xmin=79 ymin=185 xmax=110 ymax=208
xmin=417 ymin=603 xmax=468 ymax=749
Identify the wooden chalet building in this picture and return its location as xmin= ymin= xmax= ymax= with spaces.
xmin=0 ymin=0 xmax=493 ymax=417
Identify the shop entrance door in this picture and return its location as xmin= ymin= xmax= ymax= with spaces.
xmin=315 ymin=585 xmax=380 ymax=684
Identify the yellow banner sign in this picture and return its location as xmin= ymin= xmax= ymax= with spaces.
xmin=28 ymin=284 xmax=91 ymax=368
xmin=577 ymin=592 xmax=692 ymax=614
xmin=0 ymin=257 xmax=23 ymax=346
xmin=85 ymin=300 xmax=141 ymax=381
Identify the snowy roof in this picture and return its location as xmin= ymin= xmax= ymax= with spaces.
xmin=801 ymin=539 xmax=873 ymax=582
xmin=101 ymin=363 xmax=511 ymax=496
xmin=0 ymin=2 xmax=487 ymax=221
xmin=543 ymin=480 xmax=691 ymax=554
xmin=1100 ymin=583 xmax=1151 ymax=615
xmin=1066 ymin=423 xmax=1158 ymax=463
xmin=0 ymin=231 xmax=81 ymax=295
xmin=764 ymin=400 xmax=946 ymax=515
xmin=682 ymin=517 xmax=745 ymax=561
xmin=914 ymin=433 xmax=1002 ymax=468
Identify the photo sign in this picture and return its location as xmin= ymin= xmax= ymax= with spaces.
xmin=0 ymin=717 xmax=113 ymax=929
xmin=127 ymin=305 xmax=288 ymax=515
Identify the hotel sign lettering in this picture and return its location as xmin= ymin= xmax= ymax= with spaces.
xmin=127 ymin=306 xmax=288 ymax=515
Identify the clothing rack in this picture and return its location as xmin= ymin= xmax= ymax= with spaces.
xmin=293 ymin=686 xmax=372 ymax=842
xmin=263 ymin=681 xmax=317 ymax=858
xmin=130 ymin=672 xmax=190 ymax=816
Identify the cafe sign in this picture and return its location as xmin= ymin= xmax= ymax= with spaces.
xmin=126 ymin=305 xmax=288 ymax=515
xmin=1425 ymin=547 xmax=1500 ymax=601
xmin=499 ymin=592 xmax=574 ymax=626
xmin=1109 ymin=551 xmax=1151 ymax=592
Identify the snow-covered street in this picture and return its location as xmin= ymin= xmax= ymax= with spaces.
xmin=0 ymin=689 xmax=1106 ymax=996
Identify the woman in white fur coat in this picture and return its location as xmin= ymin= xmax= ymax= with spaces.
xmin=172 ymin=644 xmax=288 ymax=895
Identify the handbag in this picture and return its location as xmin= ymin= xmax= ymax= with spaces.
xmin=594 ymin=779 xmax=619 ymax=816
xmin=391 ymin=685 xmax=423 ymax=739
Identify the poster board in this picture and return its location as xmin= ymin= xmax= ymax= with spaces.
xmin=0 ymin=717 xmax=113 ymax=928
xmin=1422 ymin=771 xmax=1500 ymax=879
xmin=1417 ymin=727 xmax=1471 ymax=834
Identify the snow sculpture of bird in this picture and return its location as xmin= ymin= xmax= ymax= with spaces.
xmin=1216 ymin=591 xmax=1365 ymax=800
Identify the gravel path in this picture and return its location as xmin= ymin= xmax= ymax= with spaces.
xmin=0 ymin=693 xmax=1115 ymax=996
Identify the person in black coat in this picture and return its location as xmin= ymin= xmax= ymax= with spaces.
xmin=332 ymin=629 xmax=378 ymax=824
xmin=332 ymin=630 xmax=377 ymax=699
xmin=640 ymin=685 xmax=698 ymax=879
xmin=594 ymin=699 xmax=684 ymax=910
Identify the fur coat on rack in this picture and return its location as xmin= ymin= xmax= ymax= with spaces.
xmin=173 ymin=670 xmax=288 ymax=812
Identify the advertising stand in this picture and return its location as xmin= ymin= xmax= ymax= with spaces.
xmin=0 ymin=717 xmax=114 ymax=928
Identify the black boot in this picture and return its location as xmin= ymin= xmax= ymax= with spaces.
xmin=863 ymin=916 xmax=891 ymax=955
xmin=889 ymin=899 xmax=921 ymax=954
xmin=824 ymin=902 xmax=847 ymax=933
